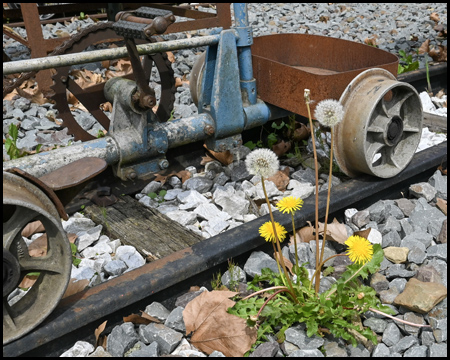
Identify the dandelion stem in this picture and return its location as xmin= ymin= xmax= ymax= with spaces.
xmin=241 ymin=286 xmax=289 ymax=301
xmin=261 ymin=177 xmax=298 ymax=303
xmin=319 ymin=128 xmax=335 ymax=269
xmin=305 ymin=91 xmax=321 ymax=293
xmin=291 ymin=212 xmax=299 ymax=275
xmin=257 ymin=289 xmax=290 ymax=318
xmin=308 ymin=253 xmax=347 ymax=290
xmin=368 ymin=307 xmax=431 ymax=328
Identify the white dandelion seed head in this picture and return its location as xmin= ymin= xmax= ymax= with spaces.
xmin=245 ymin=148 xmax=279 ymax=178
xmin=314 ymin=99 xmax=344 ymax=127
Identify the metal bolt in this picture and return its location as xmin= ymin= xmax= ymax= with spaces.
xmin=204 ymin=125 xmax=215 ymax=135
xmin=159 ymin=159 xmax=169 ymax=169
xmin=60 ymin=76 xmax=68 ymax=83
xmin=127 ymin=171 xmax=137 ymax=180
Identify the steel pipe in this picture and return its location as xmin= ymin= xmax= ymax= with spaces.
xmin=3 ymin=34 xmax=221 ymax=75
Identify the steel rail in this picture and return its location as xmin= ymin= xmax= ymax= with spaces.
xmin=2 ymin=34 xmax=222 ymax=75
xmin=3 ymin=141 xmax=447 ymax=357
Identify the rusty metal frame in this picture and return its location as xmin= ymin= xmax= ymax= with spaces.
xmin=3 ymin=3 xmax=231 ymax=94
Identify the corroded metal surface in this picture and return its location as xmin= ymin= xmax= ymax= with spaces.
xmin=3 ymin=172 xmax=72 ymax=345
xmin=251 ymin=33 xmax=399 ymax=117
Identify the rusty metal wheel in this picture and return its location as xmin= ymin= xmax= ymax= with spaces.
xmin=50 ymin=22 xmax=176 ymax=141
xmin=3 ymin=172 xmax=72 ymax=345
xmin=333 ymin=68 xmax=423 ymax=178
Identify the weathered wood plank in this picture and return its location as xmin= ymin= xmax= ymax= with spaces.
xmin=84 ymin=195 xmax=204 ymax=259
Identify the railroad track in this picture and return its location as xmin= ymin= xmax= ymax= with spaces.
xmin=3 ymin=62 xmax=447 ymax=356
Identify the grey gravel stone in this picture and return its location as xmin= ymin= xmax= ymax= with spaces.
xmin=244 ymin=251 xmax=279 ymax=278
xmin=128 ymin=341 xmax=159 ymax=357
xmin=284 ymin=324 xmax=324 ymax=350
xmin=421 ymin=329 xmax=437 ymax=346
xmin=428 ymin=169 xmax=447 ymax=200
xmin=209 ymin=350 xmax=226 ymax=357
xmin=221 ymin=266 xmax=246 ymax=289
xmin=104 ymin=260 xmax=128 ymax=276
xmin=381 ymin=322 xmax=402 ymax=347
xmin=250 ymin=341 xmax=280 ymax=357
xmin=164 ymin=306 xmax=186 ymax=333
xmin=106 ymin=323 xmax=139 ymax=357
xmin=404 ymin=345 xmax=428 ymax=357
xmin=382 ymin=230 xmax=401 ymax=248
xmin=60 ymin=341 xmax=94 ymax=357
xmin=144 ymin=302 xmax=171 ymax=322
xmin=427 ymin=243 xmax=447 ymax=261
xmin=183 ymin=176 xmax=213 ymax=193
xmin=346 ymin=343 xmax=370 ymax=357
xmin=139 ymin=323 xmax=183 ymax=355
xmin=409 ymin=182 xmax=437 ymax=202
xmin=288 ymin=349 xmax=324 ymax=357
xmin=322 ymin=342 xmax=348 ymax=357
xmin=385 ymin=264 xmax=416 ymax=279
xmin=408 ymin=246 xmax=427 ymax=264
xmin=429 ymin=343 xmax=447 ymax=357
xmin=395 ymin=198 xmax=416 ymax=217
xmin=372 ymin=343 xmax=390 ymax=357
xmin=391 ymin=335 xmax=419 ymax=353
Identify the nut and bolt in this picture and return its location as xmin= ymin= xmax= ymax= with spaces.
xmin=204 ymin=125 xmax=215 ymax=135
xmin=126 ymin=171 xmax=137 ymax=180
xmin=158 ymin=159 xmax=169 ymax=169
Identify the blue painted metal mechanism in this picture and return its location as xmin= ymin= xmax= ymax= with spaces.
xmin=4 ymin=3 xmax=290 ymax=180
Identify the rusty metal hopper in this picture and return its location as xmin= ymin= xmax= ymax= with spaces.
xmin=251 ymin=33 xmax=399 ymax=116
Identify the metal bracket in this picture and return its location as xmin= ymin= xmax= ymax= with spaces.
xmin=200 ymin=29 xmax=245 ymax=152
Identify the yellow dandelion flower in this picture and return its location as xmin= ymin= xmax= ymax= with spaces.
xmin=276 ymin=196 xmax=304 ymax=214
xmin=345 ymin=235 xmax=374 ymax=265
xmin=259 ymin=221 xmax=287 ymax=243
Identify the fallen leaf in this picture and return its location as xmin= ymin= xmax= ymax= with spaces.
xmin=430 ymin=12 xmax=440 ymax=23
xmin=274 ymin=252 xmax=294 ymax=276
xmin=95 ymin=320 xmax=107 ymax=348
xmin=267 ymin=170 xmax=290 ymax=191
xmin=438 ymin=165 xmax=447 ymax=175
xmin=62 ymin=278 xmax=89 ymax=299
xmin=295 ymin=221 xmax=316 ymax=243
xmin=123 ymin=312 xmax=160 ymax=325
xmin=289 ymin=122 xmax=310 ymax=142
xmin=100 ymin=102 xmax=113 ymax=112
xmin=429 ymin=45 xmax=447 ymax=62
xmin=18 ymin=273 xmax=39 ymax=289
xmin=167 ymin=51 xmax=175 ymax=63
xmin=418 ymin=39 xmax=430 ymax=54
xmin=200 ymin=154 xmax=215 ymax=165
xmin=272 ymin=140 xmax=291 ymax=157
xmin=21 ymin=220 xmax=45 ymax=237
xmin=364 ymin=36 xmax=377 ymax=47
xmin=28 ymin=234 xmax=48 ymax=257
xmin=436 ymin=198 xmax=447 ymax=215
xmin=318 ymin=218 xmax=348 ymax=244
xmin=67 ymin=233 xmax=78 ymax=243
xmin=353 ymin=228 xmax=372 ymax=240
xmin=153 ymin=170 xmax=191 ymax=185
xmin=203 ymin=144 xmax=234 ymax=166
xmin=183 ymin=290 xmax=257 ymax=357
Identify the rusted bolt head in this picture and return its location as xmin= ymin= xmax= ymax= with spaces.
xmin=158 ymin=159 xmax=169 ymax=169
xmin=204 ymin=125 xmax=215 ymax=135
xmin=60 ymin=76 xmax=68 ymax=83
xmin=127 ymin=171 xmax=137 ymax=180
xmin=141 ymin=95 xmax=156 ymax=108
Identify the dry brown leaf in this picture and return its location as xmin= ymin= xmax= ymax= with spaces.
xmin=353 ymin=228 xmax=372 ymax=240
xmin=200 ymin=154 xmax=215 ymax=165
xmin=167 ymin=51 xmax=175 ymax=63
xmin=318 ymin=218 xmax=348 ymax=244
xmin=438 ymin=165 xmax=447 ymax=175
xmin=290 ymin=123 xmax=310 ymax=142
xmin=100 ymin=102 xmax=113 ymax=112
xmin=364 ymin=36 xmax=377 ymax=47
xmin=123 ymin=312 xmax=161 ymax=325
xmin=274 ymin=252 xmax=294 ymax=276
xmin=183 ymin=290 xmax=257 ymax=357
xmin=267 ymin=170 xmax=290 ymax=191
xmin=62 ymin=278 xmax=89 ymax=299
xmin=272 ymin=140 xmax=291 ymax=157
xmin=436 ymin=198 xmax=447 ymax=215
xmin=418 ymin=39 xmax=430 ymax=54
xmin=296 ymin=221 xmax=316 ymax=243
xmin=95 ymin=320 xmax=107 ymax=348
xmin=28 ymin=234 xmax=48 ymax=257
xmin=21 ymin=220 xmax=45 ymax=237
xmin=429 ymin=45 xmax=447 ymax=62
xmin=153 ymin=170 xmax=191 ymax=185
xmin=190 ymin=286 xmax=201 ymax=292
xmin=203 ymin=144 xmax=234 ymax=166
xmin=430 ymin=12 xmax=440 ymax=23
xmin=18 ymin=274 xmax=39 ymax=289
xmin=67 ymin=233 xmax=78 ymax=243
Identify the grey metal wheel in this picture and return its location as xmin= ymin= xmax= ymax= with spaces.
xmin=333 ymin=68 xmax=423 ymax=178
xmin=3 ymin=172 xmax=72 ymax=345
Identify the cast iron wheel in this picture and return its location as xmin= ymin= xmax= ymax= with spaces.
xmin=3 ymin=172 xmax=72 ymax=345
xmin=333 ymin=68 xmax=423 ymax=178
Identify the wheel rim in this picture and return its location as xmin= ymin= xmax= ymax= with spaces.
xmin=3 ymin=172 xmax=72 ymax=345
xmin=333 ymin=68 xmax=423 ymax=178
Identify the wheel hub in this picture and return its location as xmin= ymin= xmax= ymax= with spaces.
xmin=386 ymin=115 xmax=404 ymax=146
xmin=3 ymin=248 xmax=21 ymax=297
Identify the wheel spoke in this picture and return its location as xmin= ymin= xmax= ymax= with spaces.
xmin=3 ymin=207 xmax=38 ymax=249
xmin=367 ymin=141 xmax=386 ymax=166
xmin=385 ymin=146 xmax=402 ymax=169
xmin=18 ymin=254 xmax=64 ymax=274
xmin=384 ymin=89 xmax=414 ymax=117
